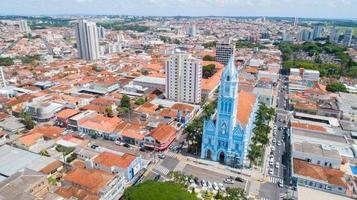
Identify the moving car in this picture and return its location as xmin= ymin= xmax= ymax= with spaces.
xmin=158 ymin=153 xmax=166 ymax=159
xmin=235 ymin=177 xmax=244 ymax=182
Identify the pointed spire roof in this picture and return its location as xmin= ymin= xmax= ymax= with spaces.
xmin=222 ymin=56 xmax=237 ymax=82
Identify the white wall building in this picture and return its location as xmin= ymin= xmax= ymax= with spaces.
xmin=0 ymin=67 xmax=6 ymax=88
xmin=19 ymin=20 xmax=30 ymax=33
xmin=75 ymin=20 xmax=100 ymax=61
xmin=165 ymin=50 xmax=202 ymax=104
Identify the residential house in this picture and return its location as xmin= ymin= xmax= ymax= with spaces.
xmin=87 ymin=151 xmax=142 ymax=181
xmin=144 ymin=124 xmax=176 ymax=151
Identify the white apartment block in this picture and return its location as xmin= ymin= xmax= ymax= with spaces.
xmin=19 ymin=20 xmax=30 ymax=33
xmin=75 ymin=20 xmax=100 ymax=61
xmin=0 ymin=67 xmax=6 ymax=88
xmin=165 ymin=51 xmax=202 ymax=104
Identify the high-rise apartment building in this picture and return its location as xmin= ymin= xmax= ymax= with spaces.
xmin=165 ymin=50 xmax=202 ymax=104
xmin=97 ymin=26 xmax=106 ymax=39
xmin=75 ymin=20 xmax=100 ymax=61
xmin=187 ymin=24 xmax=197 ymax=37
xmin=216 ymin=38 xmax=235 ymax=65
xmin=0 ymin=67 xmax=7 ymax=88
xmin=19 ymin=20 xmax=30 ymax=33
xmin=312 ymin=25 xmax=323 ymax=40
xmin=343 ymin=28 xmax=353 ymax=47
xmin=329 ymin=28 xmax=340 ymax=44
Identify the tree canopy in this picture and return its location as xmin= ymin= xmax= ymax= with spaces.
xmin=326 ymin=82 xmax=348 ymax=93
xmin=203 ymin=55 xmax=215 ymax=61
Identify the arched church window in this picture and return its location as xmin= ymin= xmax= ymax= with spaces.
xmin=221 ymin=123 xmax=227 ymax=135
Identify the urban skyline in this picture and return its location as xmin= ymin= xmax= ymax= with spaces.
xmin=0 ymin=0 xmax=357 ymax=19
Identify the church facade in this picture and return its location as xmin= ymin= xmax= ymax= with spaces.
xmin=200 ymin=56 xmax=258 ymax=167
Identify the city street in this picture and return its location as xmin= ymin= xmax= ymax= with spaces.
xmin=260 ymin=75 xmax=291 ymax=200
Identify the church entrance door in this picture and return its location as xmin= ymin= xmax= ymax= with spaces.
xmin=219 ymin=151 xmax=225 ymax=163
xmin=206 ymin=149 xmax=212 ymax=160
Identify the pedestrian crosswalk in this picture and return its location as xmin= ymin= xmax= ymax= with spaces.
xmin=269 ymin=176 xmax=283 ymax=184
xmin=166 ymin=151 xmax=177 ymax=158
xmin=155 ymin=165 xmax=170 ymax=175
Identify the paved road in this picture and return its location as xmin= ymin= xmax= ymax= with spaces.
xmin=260 ymin=75 xmax=291 ymax=200
xmin=182 ymin=164 xmax=246 ymax=189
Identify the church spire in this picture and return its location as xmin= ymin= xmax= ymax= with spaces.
xmin=221 ymin=56 xmax=237 ymax=82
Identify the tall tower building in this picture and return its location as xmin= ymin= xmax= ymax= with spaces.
xmin=216 ymin=38 xmax=235 ymax=65
xmin=165 ymin=50 xmax=202 ymax=104
xmin=75 ymin=20 xmax=100 ymax=61
xmin=187 ymin=24 xmax=197 ymax=37
xmin=19 ymin=20 xmax=30 ymax=33
xmin=312 ymin=25 xmax=323 ymax=40
xmin=0 ymin=67 xmax=7 ymax=88
xmin=343 ymin=28 xmax=353 ymax=47
xmin=329 ymin=28 xmax=340 ymax=44
xmin=97 ymin=26 xmax=106 ymax=39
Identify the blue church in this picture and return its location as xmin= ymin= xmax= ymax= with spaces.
xmin=200 ymin=56 xmax=258 ymax=167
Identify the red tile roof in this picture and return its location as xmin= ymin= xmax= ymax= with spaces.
xmin=236 ymin=90 xmax=257 ymax=127
xmin=150 ymin=124 xmax=176 ymax=143
xmin=94 ymin=151 xmax=137 ymax=168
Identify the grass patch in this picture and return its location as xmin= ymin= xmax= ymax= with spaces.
xmin=123 ymin=181 xmax=198 ymax=200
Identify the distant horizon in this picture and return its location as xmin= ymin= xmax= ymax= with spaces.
xmin=0 ymin=14 xmax=356 ymax=21
xmin=1 ymin=0 xmax=356 ymax=20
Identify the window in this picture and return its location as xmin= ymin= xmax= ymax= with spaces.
xmin=226 ymin=76 xmax=230 ymax=81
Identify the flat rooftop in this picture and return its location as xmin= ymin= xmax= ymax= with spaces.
xmin=0 ymin=145 xmax=55 ymax=179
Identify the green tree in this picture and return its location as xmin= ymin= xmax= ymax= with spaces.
xmin=19 ymin=112 xmax=35 ymax=130
xmin=117 ymin=107 xmax=130 ymax=117
xmin=203 ymin=55 xmax=215 ymax=61
xmin=135 ymin=98 xmax=146 ymax=105
xmin=120 ymin=95 xmax=131 ymax=109
xmin=326 ymin=82 xmax=348 ymax=93
xmin=0 ymin=57 xmax=14 ymax=66
xmin=105 ymin=107 xmax=114 ymax=118
xmin=202 ymin=64 xmax=216 ymax=78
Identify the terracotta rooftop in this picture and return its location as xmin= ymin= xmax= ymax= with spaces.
xmin=291 ymin=122 xmax=327 ymax=132
xmin=159 ymin=108 xmax=177 ymax=118
xmin=18 ymin=132 xmax=43 ymax=147
xmin=94 ymin=151 xmax=137 ymax=168
xmin=55 ymin=109 xmax=80 ymax=119
xmin=171 ymin=103 xmax=194 ymax=112
xmin=293 ymin=158 xmax=347 ymax=187
xmin=63 ymin=168 xmax=115 ymax=194
xmin=78 ymin=114 xmax=122 ymax=133
xmin=150 ymin=124 xmax=176 ymax=143
xmin=30 ymin=125 xmax=65 ymax=139
xmin=136 ymin=102 xmax=158 ymax=114
xmin=236 ymin=90 xmax=257 ymax=128
xmin=40 ymin=160 xmax=63 ymax=174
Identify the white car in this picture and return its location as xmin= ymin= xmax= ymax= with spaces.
xmin=115 ymin=141 xmax=124 ymax=146
xmin=277 ymin=141 xmax=281 ymax=146
xmin=272 ymin=138 xmax=276 ymax=143
xmin=207 ymin=181 xmax=213 ymax=189
xmin=275 ymin=162 xmax=280 ymax=168
xmin=201 ymin=179 xmax=207 ymax=187
xmin=269 ymin=160 xmax=274 ymax=166
xmin=213 ymin=182 xmax=219 ymax=190
xmin=271 ymin=146 xmax=275 ymax=152
xmin=269 ymin=168 xmax=274 ymax=175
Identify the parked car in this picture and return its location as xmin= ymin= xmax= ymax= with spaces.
xmin=213 ymin=182 xmax=219 ymax=190
xmin=158 ymin=153 xmax=166 ymax=159
xmin=275 ymin=162 xmax=280 ymax=168
xmin=269 ymin=168 xmax=273 ymax=175
xmin=218 ymin=183 xmax=225 ymax=191
xmin=278 ymin=181 xmax=283 ymax=188
xmin=139 ymin=147 xmax=146 ymax=152
xmin=277 ymin=141 xmax=281 ymax=146
xmin=207 ymin=181 xmax=213 ymax=189
xmin=272 ymin=138 xmax=276 ymax=143
xmin=235 ymin=177 xmax=244 ymax=182
xmin=201 ymin=179 xmax=207 ymax=187
xmin=154 ymin=174 xmax=161 ymax=181
xmin=223 ymin=178 xmax=234 ymax=184
xmin=123 ymin=143 xmax=130 ymax=148
xmin=115 ymin=141 xmax=124 ymax=146
xmin=90 ymin=144 xmax=99 ymax=149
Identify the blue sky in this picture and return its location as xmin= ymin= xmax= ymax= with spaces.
xmin=0 ymin=0 xmax=356 ymax=19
